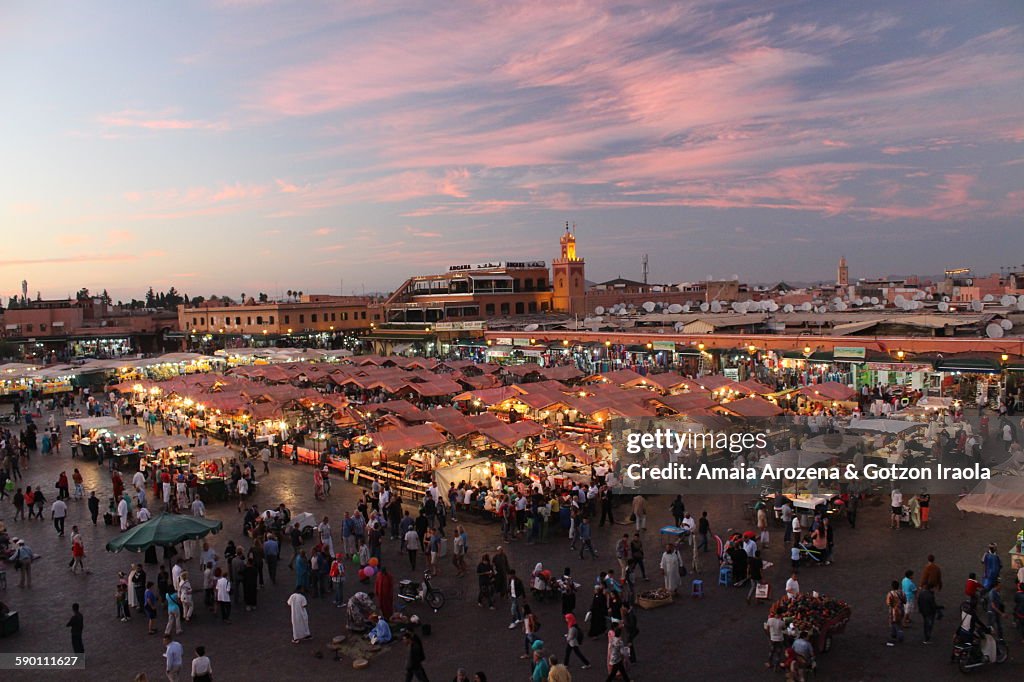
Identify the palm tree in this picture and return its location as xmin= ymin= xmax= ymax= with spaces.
xmin=286 ymin=289 xmax=293 ymax=301
xmin=297 ymin=291 xmax=303 ymax=300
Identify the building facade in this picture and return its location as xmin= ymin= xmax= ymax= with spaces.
xmin=178 ymin=295 xmax=382 ymax=336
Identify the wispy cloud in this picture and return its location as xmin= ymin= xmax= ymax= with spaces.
xmin=98 ymin=109 xmax=229 ymax=132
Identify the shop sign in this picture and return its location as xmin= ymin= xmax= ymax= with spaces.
xmin=833 ymin=346 xmax=866 ymax=360
xmin=493 ymin=337 xmax=513 ymax=346
xmin=723 ymin=368 xmax=740 ymax=380
xmin=433 ymin=321 xmax=486 ymax=331
xmin=866 ymin=362 xmax=931 ymax=372
xmin=652 ymin=341 xmax=676 ymax=351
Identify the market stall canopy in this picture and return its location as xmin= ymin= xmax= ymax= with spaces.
xmin=585 ymin=369 xmax=648 ymax=388
xmin=642 ymin=372 xmax=697 ymax=392
xmin=456 ymin=373 xmax=503 ymax=390
xmin=452 ymin=386 xmax=525 ymax=406
xmin=368 ymin=424 xmax=447 ymax=455
xmin=402 ymin=377 xmax=464 ymax=397
xmin=427 ymin=407 xmax=479 ymax=439
xmin=105 ymin=513 xmax=223 ymax=553
xmin=801 ymin=434 xmax=864 ymax=454
xmin=367 ymin=400 xmax=429 ymax=424
xmin=653 ymin=393 xmax=719 ymax=414
xmin=697 ymin=375 xmax=747 ymax=394
xmin=846 ymin=419 xmax=925 ymax=436
xmin=538 ymin=365 xmax=583 ymax=381
xmin=715 ymin=396 xmax=783 ymax=419
xmin=189 ymin=444 xmax=234 ymax=461
xmin=539 ymin=439 xmax=591 ymax=463
xmin=66 ymin=416 xmax=121 ymax=429
xmin=796 ymin=382 xmax=857 ymax=402
xmin=736 ymin=379 xmax=775 ymax=395
xmin=956 ymin=476 xmax=1024 ymax=518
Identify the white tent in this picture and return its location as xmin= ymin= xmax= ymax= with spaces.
xmin=846 ymin=419 xmax=925 ymax=436
xmin=993 ymin=450 xmax=1024 ymax=475
xmin=66 ymin=416 xmax=121 ymax=430
xmin=434 ymin=456 xmax=492 ymax=493
xmin=752 ymin=450 xmax=835 ymax=473
xmin=956 ymin=476 xmax=1024 ymax=518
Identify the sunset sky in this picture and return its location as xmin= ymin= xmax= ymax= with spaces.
xmin=1 ymin=0 xmax=1021 ymax=301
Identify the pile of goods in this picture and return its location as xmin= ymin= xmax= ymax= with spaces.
xmin=768 ymin=593 xmax=850 ymax=636
xmin=637 ymin=587 xmax=674 ymax=609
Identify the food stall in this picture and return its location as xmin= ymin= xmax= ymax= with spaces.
xmin=768 ymin=592 xmax=851 ymax=654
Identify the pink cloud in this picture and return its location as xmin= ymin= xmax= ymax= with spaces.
xmin=313 ymin=227 xmax=334 ymax=236
xmin=106 ymin=229 xmax=137 ymax=245
xmin=98 ymin=109 xmax=228 ymax=132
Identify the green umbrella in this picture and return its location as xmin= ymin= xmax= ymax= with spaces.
xmin=106 ymin=513 xmax=223 ymax=553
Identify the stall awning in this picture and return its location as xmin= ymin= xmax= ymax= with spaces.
xmin=934 ymin=359 xmax=1001 ymax=374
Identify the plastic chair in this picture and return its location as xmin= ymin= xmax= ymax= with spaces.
xmin=691 ymin=579 xmax=704 ymax=598
xmin=718 ymin=565 xmax=732 ymax=586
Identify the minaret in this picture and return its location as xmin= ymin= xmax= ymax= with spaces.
xmin=552 ymin=222 xmax=585 ymax=315
xmin=837 ymin=256 xmax=849 ymax=288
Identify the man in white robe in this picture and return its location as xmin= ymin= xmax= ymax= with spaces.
xmin=660 ymin=545 xmax=682 ymax=594
xmin=288 ymin=588 xmax=311 ymax=643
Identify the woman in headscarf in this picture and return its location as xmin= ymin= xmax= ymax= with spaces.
xmin=374 ymin=565 xmax=394 ymax=619
xmin=586 ymin=585 xmax=608 ymax=638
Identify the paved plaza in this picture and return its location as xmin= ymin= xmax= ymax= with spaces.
xmin=0 ymin=408 xmax=1021 ymax=681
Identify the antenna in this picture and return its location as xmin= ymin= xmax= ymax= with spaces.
xmin=642 ymin=254 xmax=649 ymax=285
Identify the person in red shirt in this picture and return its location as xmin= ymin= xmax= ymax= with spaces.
xmin=965 ymin=572 xmax=982 ymax=607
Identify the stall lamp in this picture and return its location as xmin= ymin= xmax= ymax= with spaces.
xmin=1002 ymin=354 xmax=1009 ymax=362
xmin=646 ymin=343 xmax=653 ymax=349
xmin=604 ymin=340 xmax=611 ymax=347
xmin=530 ymin=338 xmax=536 ymax=345
xmin=287 ymin=328 xmax=293 ymax=334
xmin=697 ymin=343 xmax=705 ymax=351
xmin=562 ymin=339 xmax=570 ymax=346
xmin=486 ymin=340 xmax=492 ymax=346
xmin=896 ymin=350 xmax=905 ymax=360
xmin=803 ymin=346 xmax=812 ymax=355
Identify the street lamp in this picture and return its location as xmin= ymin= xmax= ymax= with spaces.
xmin=896 ymin=350 xmax=905 ymax=360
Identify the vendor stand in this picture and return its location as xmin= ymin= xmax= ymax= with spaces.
xmin=767 ymin=592 xmax=851 ymax=654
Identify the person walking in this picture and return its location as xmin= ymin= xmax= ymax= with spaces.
xmin=70 ymin=526 xmax=86 ymax=573
xmin=163 ymin=634 xmax=184 ymax=682
xmin=563 ymin=613 xmax=591 ymax=669
xmin=51 ymin=497 xmax=68 ymax=536
xmin=476 ymin=554 xmax=495 ymax=609
xmin=179 ymin=572 xmax=194 ymax=623
xmin=697 ymin=511 xmax=710 ymax=552
xmin=190 ymin=645 xmax=213 ymax=682
xmin=88 ymin=491 xmax=100 ymax=525
xmin=631 ymin=495 xmax=646 ymax=532
xmin=508 ymin=569 xmax=525 ymax=629
xmin=263 ymin=533 xmax=279 ymax=585
xmin=886 ymin=580 xmax=905 ymax=646
xmin=578 ymin=517 xmax=597 ymax=559
xmin=66 ymin=603 xmax=84 ymax=653
xmin=405 ymin=524 xmax=421 ymax=571
xmin=165 ymin=589 xmax=183 ymax=636
xmin=144 ymin=581 xmax=160 ymax=635
xmin=917 ymin=582 xmax=938 ymax=643
xmin=606 ymin=625 xmax=631 ymax=681
xmin=214 ymin=569 xmax=231 ymax=624
xmin=402 ymin=631 xmax=429 ymax=682
xmin=288 ymin=586 xmax=311 ymax=644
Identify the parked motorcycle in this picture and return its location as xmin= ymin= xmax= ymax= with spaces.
xmin=397 ymin=571 xmax=445 ymax=612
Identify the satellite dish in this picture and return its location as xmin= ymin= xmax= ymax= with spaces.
xmin=832 ymin=297 xmax=843 ymax=305
xmin=710 ymin=301 xmax=722 ymax=313
xmin=667 ymin=304 xmax=682 ymax=314
xmin=971 ymin=300 xmax=984 ymax=312
xmin=594 ymin=306 xmax=605 ymax=315
xmin=1018 ymin=299 xmax=1024 ymax=311
xmin=783 ymin=304 xmax=794 ymax=313
xmin=674 ymin=322 xmax=684 ymax=331
xmin=767 ymin=301 xmax=779 ymax=312
xmin=913 ymin=291 xmax=925 ymax=301
xmin=942 ymin=296 xmax=950 ymax=303
xmin=894 ymin=295 xmax=905 ymax=306
xmin=681 ymin=304 xmax=691 ymax=313
xmin=800 ymin=302 xmax=812 ymax=312
xmin=986 ymin=323 xmax=1004 ymax=338
xmin=1000 ymin=319 xmax=1013 ymax=330
xmin=699 ymin=302 xmax=710 ymax=312
xmin=523 ymin=324 xmax=539 ymax=332
xmin=1001 ymin=295 xmax=1017 ymax=307
xmin=983 ymin=294 xmax=995 ymax=303
xmin=870 ymin=297 xmax=879 ymax=305
xmin=836 ymin=302 xmax=847 ymax=311
xmin=938 ymin=301 xmax=949 ymax=312
xmin=642 ymin=301 xmax=655 ymax=313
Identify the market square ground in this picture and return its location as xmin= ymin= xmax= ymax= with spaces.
xmin=0 ymin=412 xmax=1020 ymax=681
